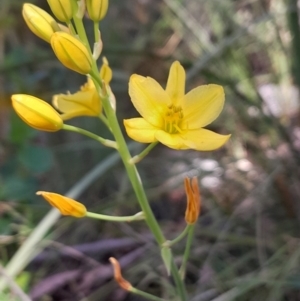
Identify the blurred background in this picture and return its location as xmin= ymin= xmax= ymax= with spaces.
xmin=2 ymin=0 xmax=300 ymax=300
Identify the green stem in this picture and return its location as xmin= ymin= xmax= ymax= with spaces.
xmin=94 ymin=21 xmax=100 ymax=43
xmin=98 ymin=113 xmax=112 ymax=131
xmin=163 ymin=225 xmax=191 ymax=248
xmin=90 ymin=59 xmax=187 ymax=301
xmin=130 ymin=142 xmax=158 ymax=164
xmin=62 ymin=124 xmax=117 ymax=149
xmin=66 ymin=21 xmax=76 ymax=36
xmin=171 ymin=259 xmax=187 ymax=300
xmin=179 ymin=225 xmax=195 ymax=280
xmin=86 ymin=211 xmax=144 ymax=222
xmin=130 ymin=287 xmax=166 ymax=301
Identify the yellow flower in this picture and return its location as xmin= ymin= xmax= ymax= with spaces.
xmin=36 ymin=191 xmax=87 ymax=217
xmin=52 ymin=59 xmax=113 ymax=120
xmin=184 ymin=177 xmax=200 ymax=224
xmin=52 ymin=77 xmax=101 ymax=120
xmin=11 ymin=94 xmax=63 ymax=132
xmin=50 ymin=32 xmax=93 ymax=74
xmin=22 ymin=3 xmax=60 ymax=43
xmin=86 ymin=0 xmax=109 ymax=22
xmin=47 ymin=0 xmax=73 ymax=23
xmin=124 ymin=61 xmax=231 ymax=150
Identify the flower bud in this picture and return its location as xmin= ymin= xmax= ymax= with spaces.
xmin=50 ymin=32 xmax=93 ymax=74
xmin=47 ymin=0 xmax=73 ymax=23
xmin=36 ymin=191 xmax=87 ymax=217
xmin=86 ymin=0 xmax=108 ymax=22
xmin=184 ymin=177 xmax=201 ymax=224
xmin=22 ymin=3 xmax=60 ymax=42
xmin=100 ymin=57 xmax=112 ymax=84
xmin=11 ymin=94 xmax=63 ymax=132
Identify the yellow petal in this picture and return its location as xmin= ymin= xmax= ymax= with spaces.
xmin=123 ymin=118 xmax=157 ymax=143
xmin=181 ymin=129 xmax=230 ymax=151
xmin=154 ymin=131 xmax=188 ymax=150
xmin=166 ymin=61 xmax=185 ymax=104
xmin=53 ymin=89 xmax=101 ymax=120
xmin=11 ymin=94 xmax=63 ymax=132
xmin=182 ymin=84 xmax=224 ymax=129
xmin=36 ymin=191 xmax=86 ymax=217
xmin=129 ymin=75 xmax=169 ymax=127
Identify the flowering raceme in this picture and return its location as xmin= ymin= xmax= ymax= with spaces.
xmin=124 ymin=61 xmax=230 ymax=150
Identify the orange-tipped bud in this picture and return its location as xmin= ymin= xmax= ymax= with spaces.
xmin=50 ymin=32 xmax=93 ymax=74
xmin=109 ymin=257 xmax=132 ymax=291
xmin=22 ymin=3 xmax=60 ymax=43
xmin=11 ymin=94 xmax=63 ymax=132
xmin=36 ymin=191 xmax=87 ymax=217
xmin=184 ymin=177 xmax=201 ymax=224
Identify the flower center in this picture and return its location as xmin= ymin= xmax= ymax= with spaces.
xmin=163 ymin=104 xmax=184 ymax=134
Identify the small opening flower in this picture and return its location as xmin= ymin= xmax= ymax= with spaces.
xmin=36 ymin=191 xmax=87 ymax=217
xmin=52 ymin=77 xmax=101 ymax=120
xmin=184 ymin=177 xmax=201 ymax=224
xmin=124 ymin=61 xmax=231 ymax=151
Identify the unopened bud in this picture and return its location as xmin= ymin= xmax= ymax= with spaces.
xmin=22 ymin=3 xmax=60 ymax=42
xmin=36 ymin=191 xmax=87 ymax=217
xmin=86 ymin=0 xmax=109 ymax=22
xmin=50 ymin=32 xmax=93 ymax=74
xmin=11 ymin=94 xmax=63 ymax=132
xmin=47 ymin=0 xmax=73 ymax=23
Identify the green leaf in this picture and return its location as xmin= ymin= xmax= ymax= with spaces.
xmin=18 ymin=145 xmax=54 ymax=174
xmin=9 ymin=111 xmax=36 ymax=144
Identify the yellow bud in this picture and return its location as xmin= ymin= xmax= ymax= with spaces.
xmin=47 ymin=0 xmax=73 ymax=23
xmin=86 ymin=0 xmax=109 ymax=22
xmin=22 ymin=3 xmax=60 ymax=43
xmin=11 ymin=94 xmax=63 ymax=132
xmin=36 ymin=191 xmax=87 ymax=218
xmin=50 ymin=32 xmax=93 ymax=74
xmin=100 ymin=57 xmax=112 ymax=84
xmin=184 ymin=177 xmax=201 ymax=225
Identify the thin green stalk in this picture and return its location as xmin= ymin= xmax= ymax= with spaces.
xmin=179 ymin=225 xmax=195 ymax=279
xmin=86 ymin=211 xmax=144 ymax=222
xmin=164 ymin=225 xmax=191 ymax=248
xmin=91 ymin=74 xmax=187 ymax=299
xmin=93 ymin=21 xmax=100 ymax=43
xmin=130 ymin=287 xmax=167 ymax=301
xmin=62 ymin=124 xmax=117 ymax=149
xmin=130 ymin=142 xmax=158 ymax=164
xmin=98 ymin=113 xmax=112 ymax=131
